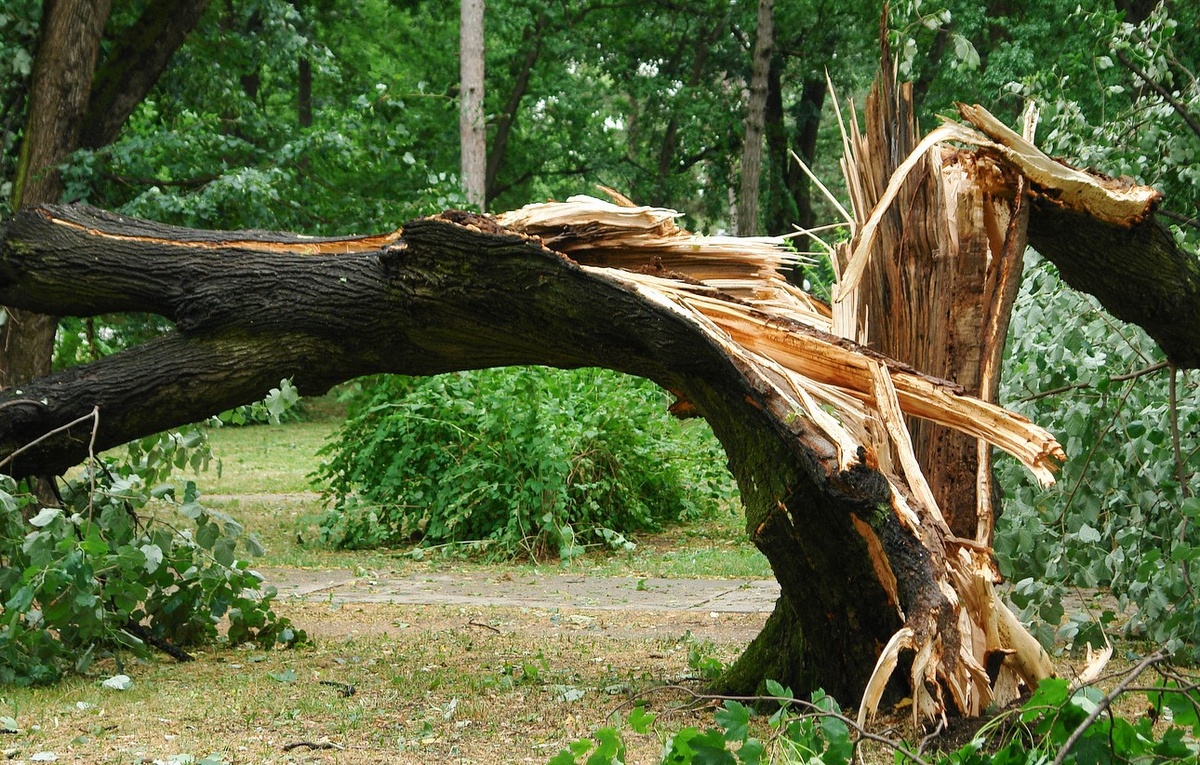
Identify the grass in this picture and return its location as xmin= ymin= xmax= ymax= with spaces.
xmin=0 ymin=602 xmax=759 ymax=764
xmin=0 ymin=400 xmax=780 ymax=763
xmin=192 ymin=402 xmax=772 ymax=579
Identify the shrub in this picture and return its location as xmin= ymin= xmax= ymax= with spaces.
xmin=0 ymin=426 xmax=304 ymax=686
xmin=312 ymin=367 xmax=736 ymax=558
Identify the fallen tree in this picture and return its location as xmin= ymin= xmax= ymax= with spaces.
xmin=2 ymin=85 xmax=1196 ymax=721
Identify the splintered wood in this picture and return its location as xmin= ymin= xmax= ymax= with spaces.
xmin=498 ymin=193 xmax=1063 ymax=486
xmin=497 ymin=115 xmax=1082 ymax=723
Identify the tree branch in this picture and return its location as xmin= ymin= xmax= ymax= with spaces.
xmin=1115 ymin=49 xmax=1200 ymax=142
xmin=81 ymin=0 xmax=212 ymax=149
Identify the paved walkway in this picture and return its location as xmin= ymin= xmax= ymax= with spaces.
xmin=261 ymin=568 xmax=780 ymax=613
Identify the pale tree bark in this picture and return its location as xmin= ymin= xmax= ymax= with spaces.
xmin=460 ymin=0 xmax=486 ymax=211
xmin=736 ymin=0 xmax=772 ymax=236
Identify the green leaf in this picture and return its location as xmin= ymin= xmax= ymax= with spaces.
xmin=267 ymin=668 xmax=297 ymax=683
xmin=628 ymin=705 xmax=655 ymax=735
xmin=691 ymin=728 xmax=736 ymax=765
xmin=140 ymin=543 xmax=164 ymax=573
xmin=28 ymin=507 xmax=62 ymax=527
xmin=714 ymin=701 xmax=751 ymax=742
xmin=1023 ymin=678 xmax=1071 ymax=722
xmin=1076 ymin=524 xmax=1102 ymax=544
xmin=584 ymin=727 xmax=625 ymax=765
xmin=1181 ymin=498 xmax=1200 ymax=519
xmin=764 ymin=679 xmax=792 ymax=700
xmin=735 ymin=738 xmax=764 ymax=765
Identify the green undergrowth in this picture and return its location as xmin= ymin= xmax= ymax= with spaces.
xmin=194 ymin=386 xmax=770 ymax=578
xmin=0 ymin=428 xmax=305 ymax=686
xmin=311 ymin=368 xmax=741 ymax=561
xmin=555 ymin=670 xmax=1200 ymax=765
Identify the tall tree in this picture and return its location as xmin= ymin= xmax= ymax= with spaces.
xmin=0 ymin=0 xmax=210 ymax=390
xmin=460 ymin=0 xmax=486 ymax=210
xmin=736 ymin=0 xmax=773 ymax=235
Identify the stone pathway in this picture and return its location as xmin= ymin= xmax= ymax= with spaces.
xmin=260 ymin=567 xmax=780 ymax=613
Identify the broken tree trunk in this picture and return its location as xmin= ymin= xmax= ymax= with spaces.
xmin=0 ymin=99 xmax=1193 ymax=719
xmin=0 ymin=197 xmax=1060 ymax=712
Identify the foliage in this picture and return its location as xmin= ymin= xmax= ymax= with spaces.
xmin=0 ymin=0 xmax=39 ymax=211
xmin=312 ymin=367 xmax=736 ymax=559
xmin=0 ymin=426 xmax=305 ymax=686
xmin=996 ymin=252 xmax=1200 ymax=657
xmin=988 ymin=2 xmax=1200 ymax=658
xmin=549 ymin=684 xmax=867 ymax=765
xmin=552 ymin=668 xmax=1200 ymax=765
xmin=214 ymin=377 xmax=304 ymax=426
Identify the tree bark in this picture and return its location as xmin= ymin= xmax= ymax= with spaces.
xmin=484 ymin=10 xmax=544 ymax=205
xmin=736 ymin=0 xmax=772 ymax=236
xmin=2 ymin=0 xmax=112 ymax=391
xmin=460 ymin=0 xmax=486 ymax=211
xmin=79 ymin=0 xmax=212 ymax=150
xmin=2 ymin=0 xmax=209 ymax=391
xmin=0 ymin=200 xmax=1061 ymax=709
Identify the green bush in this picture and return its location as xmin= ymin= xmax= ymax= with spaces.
xmin=0 ymin=427 xmax=305 ymax=686
xmin=312 ymin=367 xmax=736 ymax=558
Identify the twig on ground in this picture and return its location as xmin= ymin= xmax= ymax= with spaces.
xmin=318 ymin=680 xmax=356 ymax=697
xmin=468 ymin=619 xmax=501 ymax=634
xmin=1051 ymin=646 xmax=1172 ymax=765
xmin=282 ymin=739 xmax=344 ymax=752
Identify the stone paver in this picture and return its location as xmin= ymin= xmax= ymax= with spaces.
xmin=260 ymin=567 xmax=779 ymax=613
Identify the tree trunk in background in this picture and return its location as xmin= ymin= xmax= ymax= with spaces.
xmin=2 ymin=0 xmax=210 ymax=391
xmin=764 ymin=69 xmax=825 ymax=235
xmin=1 ymin=0 xmax=112 ymax=390
xmin=485 ymin=10 xmax=544 ymax=205
xmin=460 ymin=0 xmax=486 ymax=211
xmin=736 ymin=0 xmax=772 ymax=236
xmin=79 ymin=0 xmax=211 ymax=150
xmin=298 ymin=57 xmax=312 ymax=128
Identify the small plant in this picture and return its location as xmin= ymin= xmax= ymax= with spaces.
xmin=549 ymin=656 xmax=1200 ymax=764
xmin=0 ymin=424 xmax=305 ymax=686
xmin=312 ymin=367 xmax=736 ymax=559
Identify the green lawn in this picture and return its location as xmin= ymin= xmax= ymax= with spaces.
xmin=192 ymin=400 xmax=772 ymax=579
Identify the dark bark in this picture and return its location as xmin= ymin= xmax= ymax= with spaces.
xmin=298 ymin=57 xmax=312 ymax=128
xmin=485 ymin=11 xmax=546 ymax=205
xmin=736 ymin=0 xmax=772 ymax=236
xmin=4 ymin=0 xmax=207 ymax=392
xmin=1027 ymin=200 xmax=1200 ymax=369
xmin=3 ymin=0 xmax=112 ymax=391
xmin=764 ymin=69 xmax=825 ymax=235
xmin=0 ymin=203 xmax=915 ymax=702
xmin=80 ymin=0 xmax=212 ymax=149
